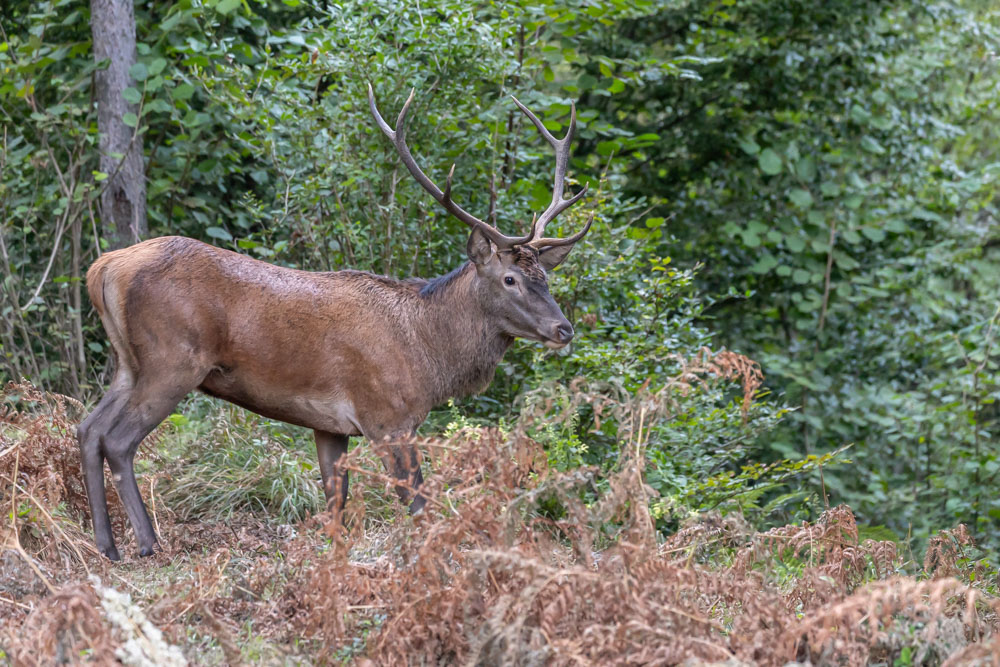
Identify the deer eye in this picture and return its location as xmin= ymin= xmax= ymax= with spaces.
xmin=504 ymin=276 xmax=516 ymax=286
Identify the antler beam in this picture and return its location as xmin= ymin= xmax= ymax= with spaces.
xmin=368 ymin=84 xmax=533 ymax=250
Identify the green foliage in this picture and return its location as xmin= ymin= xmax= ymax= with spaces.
xmin=675 ymin=447 xmax=846 ymax=521
xmin=159 ymin=401 xmax=324 ymax=523
xmin=0 ymin=1 xmax=105 ymax=392
xmin=537 ymin=0 xmax=1000 ymax=550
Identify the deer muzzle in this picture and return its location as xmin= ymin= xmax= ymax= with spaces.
xmin=544 ymin=321 xmax=575 ymax=349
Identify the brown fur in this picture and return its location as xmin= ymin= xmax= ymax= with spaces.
xmin=79 ymin=234 xmax=577 ymax=560
xmin=87 ymin=237 xmax=513 ymax=431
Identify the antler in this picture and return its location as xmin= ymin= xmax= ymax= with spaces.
xmin=368 ymin=84 xmax=591 ymax=252
xmin=510 ymin=96 xmax=590 ymax=249
xmin=367 ymin=84 xmax=532 ymax=250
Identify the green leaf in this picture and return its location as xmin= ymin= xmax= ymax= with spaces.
xmin=912 ymin=207 xmax=943 ymax=222
xmin=216 ymin=0 xmax=242 ymax=14
xmin=750 ymin=254 xmax=779 ymax=274
xmin=129 ymin=62 xmax=148 ymax=82
xmin=167 ymin=413 xmax=190 ymax=428
xmin=577 ymin=74 xmax=598 ymax=90
xmin=792 ymin=268 xmax=812 ymax=285
xmin=181 ymin=110 xmax=208 ymax=127
xmin=796 ymin=157 xmax=816 ymax=181
xmin=860 ymin=136 xmax=885 ymax=154
xmin=842 ymin=229 xmax=862 ymax=244
xmin=595 ymin=140 xmax=618 ymax=157
xmin=845 ymin=195 xmax=864 ymax=210
xmin=861 ymin=227 xmax=886 ymax=242
xmin=797 ymin=295 xmax=822 ymax=312
xmin=122 ymin=87 xmax=141 ymax=104
xmin=835 ymin=252 xmax=860 ymax=270
xmin=172 ymin=83 xmax=196 ymax=101
xmin=885 ymin=218 xmax=907 ymax=233
xmin=758 ymin=149 xmax=782 ymax=175
xmin=786 ymin=236 xmax=806 ymax=253
xmin=148 ymin=58 xmax=167 ymax=76
xmin=788 ymin=188 xmax=813 ymax=209
xmin=206 ymin=226 xmax=233 ymax=241
xmin=738 ymin=138 xmax=760 ymax=155
xmin=159 ymin=12 xmax=182 ymax=32
xmin=870 ymin=115 xmax=892 ymax=131
xmin=92 ymin=171 xmax=108 ymax=182
xmin=122 ymin=112 xmax=138 ymax=127
xmin=608 ymin=78 xmax=625 ymax=94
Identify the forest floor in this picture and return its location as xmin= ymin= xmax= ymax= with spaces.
xmin=1 ymin=381 xmax=999 ymax=666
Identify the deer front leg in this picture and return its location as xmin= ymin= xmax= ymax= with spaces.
xmin=372 ymin=431 xmax=426 ymax=514
xmin=314 ymin=430 xmax=349 ymax=511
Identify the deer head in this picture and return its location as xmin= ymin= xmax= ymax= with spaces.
xmin=368 ymin=85 xmax=593 ymax=349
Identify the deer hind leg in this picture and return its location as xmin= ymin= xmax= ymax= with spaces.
xmin=315 ymin=430 xmax=349 ymax=511
xmin=99 ymin=372 xmax=203 ymax=558
xmin=78 ymin=375 xmax=132 ymax=561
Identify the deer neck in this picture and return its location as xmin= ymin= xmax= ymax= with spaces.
xmin=413 ymin=263 xmax=512 ymax=404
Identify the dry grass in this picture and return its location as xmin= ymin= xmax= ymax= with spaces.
xmin=1 ymin=379 xmax=998 ymax=665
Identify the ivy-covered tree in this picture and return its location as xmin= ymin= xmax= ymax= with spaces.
xmin=91 ymin=0 xmax=146 ymax=247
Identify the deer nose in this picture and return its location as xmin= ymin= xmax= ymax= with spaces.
xmin=553 ymin=322 xmax=574 ymax=344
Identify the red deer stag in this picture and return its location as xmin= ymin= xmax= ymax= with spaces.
xmin=78 ymin=85 xmax=593 ymax=560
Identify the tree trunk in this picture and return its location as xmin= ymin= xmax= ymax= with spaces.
xmin=91 ymin=0 xmax=146 ymax=248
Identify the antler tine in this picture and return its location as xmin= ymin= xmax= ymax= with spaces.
xmin=530 ymin=211 xmax=595 ymax=249
xmin=368 ymin=83 xmax=532 ymax=250
xmin=510 ymin=96 xmax=591 ymax=249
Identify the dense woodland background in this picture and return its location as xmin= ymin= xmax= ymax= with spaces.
xmin=1 ymin=0 xmax=999 ymax=565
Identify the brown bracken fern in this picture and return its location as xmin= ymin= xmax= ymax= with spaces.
xmin=2 ymin=380 xmax=999 ymax=666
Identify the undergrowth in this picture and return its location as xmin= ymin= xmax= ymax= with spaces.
xmin=159 ymin=405 xmax=324 ymax=524
xmin=1 ymin=379 xmax=998 ymax=665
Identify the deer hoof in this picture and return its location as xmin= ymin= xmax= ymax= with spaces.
xmin=102 ymin=545 xmax=121 ymax=562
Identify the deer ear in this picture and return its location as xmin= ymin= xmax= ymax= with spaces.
xmin=538 ymin=244 xmax=575 ymax=270
xmin=466 ymin=227 xmax=496 ymax=265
